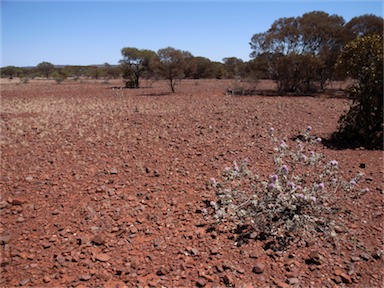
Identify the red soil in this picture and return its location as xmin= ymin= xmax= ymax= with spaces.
xmin=1 ymin=79 xmax=383 ymax=287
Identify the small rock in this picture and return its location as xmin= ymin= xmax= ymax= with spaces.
xmin=249 ymin=252 xmax=259 ymax=259
xmin=334 ymin=268 xmax=343 ymax=276
xmin=340 ymin=273 xmax=352 ymax=284
xmin=273 ymin=279 xmax=290 ymax=288
xmin=95 ymin=253 xmax=110 ymax=262
xmin=11 ymin=198 xmax=27 ymax=205
xmin=186 ymin=247 xmax=199 ymax=256
xmin=333 ymin=276 xmax=342 ymax=284
xmin=360 ymin=252 xmax=370 ymax=261
xmin=359 ymin=163 xmax=366 ymax=169
xmin=350 ymin=256 xmax=361 ymax=262
xmin=210 ymin=247 xmax=219 ymax=255
xmin=252 ymin=262 xmax=265 ymax=274
xmin=16 ymin=216 xmax=25 ymax=223
xmin=307 ymin=251 xmax=321 ymax=265
xmin=91 ymin=235 xmax=106 ymax=246
xmin=42 ymin=242 xmax=51 ymax=249
xmin=156 ymin=266 xmax=169 ymax=276
xmin=43 ymin=276 xmax=51 ymax=283
xmin=288 ymin=277 xmax=300 ymax=285
xmin=222 ymin=274 xmax=234 ymax=286
xmin=0 ymin=258 xmax=10 ymax=267
xmin=19 ymin=279 xmax=30 ymax=286
xmin=52 ymin=210 xmax=60 ymax=215
xmin=196 ymin=277 xmax=207 ymax=287
xmin=265 ymin=249 xmax=275 ymax=257
xmin=237 ymin=267 xmax=245 ymax=274
xmin=110 ymin=168 xmax=118 ymax=175
xmin=0 ymin=201 xmax=9 ymax=209
xmin=0 ymin=233 xmax=11 ymax=245
xmin=372 ymin=249 xmax=382 ymax=260
xmin=365 ymin=176 xmax=374 ymax=182
xmin=222 ymin=262 xmax=233 ymax=271
xmin=130 ymin=226 xmax=138 ymax=234
xmin=25 ymin=176 xmax=33 ymax=182
xmin=79 ymin=274 xmax=92 ymax=281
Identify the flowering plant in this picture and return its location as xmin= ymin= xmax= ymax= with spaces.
xmin=209 ymin=127 xmax=367 ymax=249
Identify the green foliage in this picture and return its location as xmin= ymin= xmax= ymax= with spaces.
xmin=37 ymin=61 xmax=55 ymax=78
xmin=334 ymin=35 xmax=383 ymax=149
xmin=344 ymin=14 xmax=384 ymax=43
xmin=250 ymin=11 xmax=347 ymax=94
xmin=120 ymin=47 xmax=157 ymax=88
xmin=1 ymin=66 xmax=19 ymax=79
xmin=184 ymin=56 xmax=216 ymax=79
xmin=155 ymin=47 xmax=187 ymax=92
xmin=222 ymin=57 xmax=245 ymax=79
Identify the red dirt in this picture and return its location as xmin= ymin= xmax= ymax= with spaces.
xmin=1 ymin=79 xmax=383 ymax=287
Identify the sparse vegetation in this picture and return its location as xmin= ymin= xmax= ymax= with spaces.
xmin=209 ymin=127 xmax=366 ymax=250
xmin=333 ymin=35 xmax=383 ymax=149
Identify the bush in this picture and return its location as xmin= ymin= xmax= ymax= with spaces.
xmin=333 ymin=35 xmax=383 ymax=149
xmin=209 ymin=127 xmax=367 ymax=250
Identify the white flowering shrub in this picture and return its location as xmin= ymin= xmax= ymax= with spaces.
xmin=210 ymin=127 xmax=367 ymax=249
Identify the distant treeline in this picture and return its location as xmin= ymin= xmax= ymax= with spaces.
xmin=1 ymin=11 xmax=382 ymax=94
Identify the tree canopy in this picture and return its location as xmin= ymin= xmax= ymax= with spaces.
xmin=155 ymin=47 xmax=187 ymax=92
xmin=250 ymin=11 xmax=348 ymax=94
xmin=119 ymin=48 xmax=157 ymax=88
xmin=334 ymin=34 xmax=383 ymax=149
xmin=37 ymin=61 xmax=55 ymax=78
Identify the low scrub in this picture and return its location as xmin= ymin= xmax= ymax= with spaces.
xmin=209 ymin=127 xmax=367 ymax=250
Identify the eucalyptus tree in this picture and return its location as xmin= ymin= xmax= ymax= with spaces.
xmin=250 ymin=11 xmax=345 ymax=93
xmin=37 ymin=61 xmax=55 ymax=78
xmin=155 ymin=47 xmax=187 ymax=92
xmin=120 ymin=47 xmax=157 ymax=88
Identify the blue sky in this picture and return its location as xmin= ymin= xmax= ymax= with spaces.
xmin=1 ymin=1 xmax=383 ymax=67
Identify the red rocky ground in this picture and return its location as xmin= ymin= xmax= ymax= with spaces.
xmin=0 ymin=79 xmax=383 ymax=287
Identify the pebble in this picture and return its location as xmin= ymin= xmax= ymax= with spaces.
xmin=222 ymin=274 xmax=234 ymax=286
xmin=340 ymin=273 xmax=352 ymax=284
xmin=186 ymin=247 xmax=199 ymax=256
xmin=91 ymin=235 xmax=106 ymax=245
xmin=288 ymin=277 xmax=300 ymax=285
xmin=249 ymin=252 xmax=259 ymax=259
xmin=350 ymin=256 xmax=360 ymax=262
xmin=360 ymin=252 xmax=370 ymax=261
xmin=95 ymin=253 xmax=110 ymax=262
xmin=156 ymin=266 xmax=169 ymax=276
xmin=252 ymin=262 xmax=265 ymax=274
xmin=196 ymin=277 xmax=207 ymax=287
xmin=42 ymin=242 xmax=51 ymax=249
xmin=307 ymin=251 xmax=321 ymax=265
xmin=16 ymin=216 xmax=25 ymax=223
xmin=209 ymin=247 xmax=219 ymax=255
xmin=19 ymin=279 xmax=30 ymax=286
xmin=79 ymin=274 xmax=92 ymax=281
xmin=333 ymin=276 xmax=342 ymax=284
xmin=11 ymin=198 xmax=27 ymax=205
xmin=0 ymin=201 xmax=9 ymax=209
xmin=0 ymin=233 xmax=11 ymax=245
xmin=273 ymin=279 xmax=290 ymax=288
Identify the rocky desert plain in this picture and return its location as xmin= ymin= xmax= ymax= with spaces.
xmin=0 ymin=79 xmax=383 ymax=288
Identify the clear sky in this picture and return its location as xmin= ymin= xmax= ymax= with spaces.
xmin=1 ymin=0 xmax=383 ymax=67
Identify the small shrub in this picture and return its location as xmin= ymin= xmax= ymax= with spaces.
xmin=20 ymin=77 xmax=29 ymax=84
xmin=333 ymin=35 xmax=383 ymax=149
xmin=209 ymin=127 xmax=366 ymax=250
